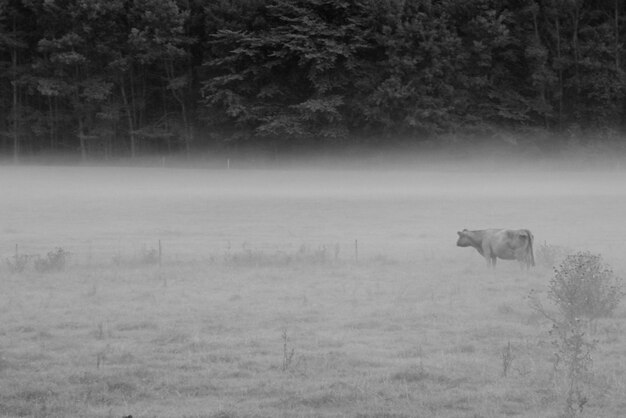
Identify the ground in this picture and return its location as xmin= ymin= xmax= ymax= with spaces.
xmin=0 ymin=163 xmax=624 ymax=418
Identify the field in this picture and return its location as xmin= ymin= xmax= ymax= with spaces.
xmin=0 ymin=163 xmax=625 ymax=418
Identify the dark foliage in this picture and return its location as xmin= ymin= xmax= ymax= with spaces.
xmin=1 ymin=0 xmax=625 ymax=158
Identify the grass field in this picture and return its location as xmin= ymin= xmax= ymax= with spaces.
xmin=0 ymin=164 xmax=625 ymax=418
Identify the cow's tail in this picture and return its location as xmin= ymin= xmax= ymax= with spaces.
xmin=525 ymin=229 xmax=535 ymax=267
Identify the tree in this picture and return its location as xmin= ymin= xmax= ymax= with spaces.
xmin=115 ymin=0 xmax=193 ymax=157
xmin=1 ymin=0 xmax=625 ymax=158
xmin=202 ymin=0 xmax=374 ymax=145
xmin=363 ymin=1 xmax=466 ymax=137
xmin=31 ymin=0 xmax=118 ymax=160
xmin=0 ymin=0 xmax=30 ymax=162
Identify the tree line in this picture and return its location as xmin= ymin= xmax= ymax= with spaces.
xmin=1 ymin=0 xmax=625 ymax=161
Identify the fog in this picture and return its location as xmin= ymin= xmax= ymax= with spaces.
xmin=2 ymin=160 xmax=624 ymax=199
xmin=1 ymin=159 xmax=625 ymax=267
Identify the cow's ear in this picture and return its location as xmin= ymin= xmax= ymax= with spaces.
xmin=457 ymin=231 xmax=463 ymax=236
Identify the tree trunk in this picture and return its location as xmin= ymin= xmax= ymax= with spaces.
xmin=181 ymin=100 xmax=191 ymax=158
xmin=48 ymin=96 xmax=55 ymax=150
xmin=121 ymin=80 xmax=137 ymax=158
xmin=571 ymin=5 xmax=581 ymax=97
xmin=556 ymin=16 xmax=563 ymax=129
xmin=11 ymin=16 xmax=19 ymax=164
xmin=532 ymin=9 xmax=549 ymax=129
xmin=78 ymin=117 xmax=87 ymax=161
xmin=615 ymin=0 xmax=620 ymax=71
xmin=165 ymin=60 xmax=193 ymax=158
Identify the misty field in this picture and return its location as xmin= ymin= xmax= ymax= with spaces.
xmin=0 ymin=164 xmax=625 ymax=418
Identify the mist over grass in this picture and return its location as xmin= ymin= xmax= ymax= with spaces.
xmin=1 ymin=157 xmax=625 ymax=262
xmin=5 ymin=132 xmax=626 ymax=171
xmin=0 ymin=158 xmax=625 ymax=417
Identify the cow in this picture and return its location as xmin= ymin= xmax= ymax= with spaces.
xmin=456 ymin=228 xmax=535 ymax=269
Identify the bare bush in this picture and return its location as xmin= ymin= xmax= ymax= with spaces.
xmin=535 ymin=242 xmax=571 ymax=269
xmin=6 ymin=253 xmax=30 ymax=274
xmin=140 ymin=247 xmax=160 ymax=265
xmin=111 ymin=244 xmax=161 ymax=267
xmin=281 ymin=328 xmax=295 ymax=372
xmin=550 ymin=319 xmax=594 ymax=417
xmin=531 ymin=251 xmax=623 ymax=417
xmin=34 ymin=247 xmax=69 ymax=273
xmin=501 ymin=341 xmax=514 ymax=377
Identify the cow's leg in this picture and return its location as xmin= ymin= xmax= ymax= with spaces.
xmin=516 ymin=252 xmax=529 ymax=270
xmin=483 ymin=247 xmax=494 ymax=268
xmin=522 ymin=254 xmax=531 ymax=270
xmin=518 ymin=256 xmax=531 ymax=271
xmin=485 ymin=257 xmax=492 ymax=267
xmin=484 ymin=253 xmax=494 ymax=267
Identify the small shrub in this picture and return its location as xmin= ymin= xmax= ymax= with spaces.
xmin=550 ymin=319 xmax=594 ymax=417
xmin=224 ymin=248 xmax=283 ymax=267
xmin=111 ymin=246 xmax=161 ymax=267
xmin=549 ymin=252 xmax=623 ymax=323
xmin=296 ymin=244 xmax=330 ymax=264
xmin=501 ymin=341 xmax=514 ymax=377
xmin=140 ymin=247 xmax=160 ymax=265
xmin=34 ymin=247 xmax=69 ymax=273
xmin=281 ymin=328 xmax=295 ymax=372
xmin=6 ymin=253 xmax=30 ymax=273
xmin=535 ymin=242 xmax=571 ymax=269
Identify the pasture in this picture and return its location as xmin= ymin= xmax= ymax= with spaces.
xmin=0 ymin=164 xmax=625 ymax=418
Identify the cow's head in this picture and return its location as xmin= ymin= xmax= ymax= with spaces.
xmin=456 ymin=229 xmax=472 ymax=247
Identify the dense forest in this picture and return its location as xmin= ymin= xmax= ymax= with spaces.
xmin=0 ymin=0 xmax=625 ymax=161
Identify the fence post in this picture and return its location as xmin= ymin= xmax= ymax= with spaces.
xmin=158 ymin=239 xmax=162 ymax=268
